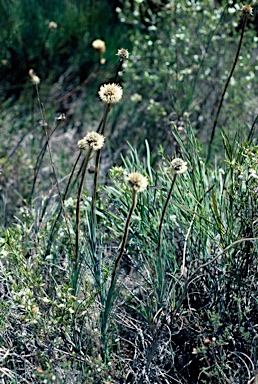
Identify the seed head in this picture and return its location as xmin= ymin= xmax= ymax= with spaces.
xmin=98 ymin=83 xmax=123 ymax=104
xmin=48 ymin=21 xmax=58 ymax=30
xmin=241 ymin=5 xmax=253 ymax=17
xmin=78 ymin=132 xmax=105 ymax=151
xmin=92 ymin=39 xmax=106 ymax=54
xmin=117 ymin=48 xmax=129 ymax=61
xmin=127 ymin=172 xmax=148 ymax=192
xmin=131 ymin=93 xmax=142 ymax=103
xmin=56 ymin=113 xmax=66 ymax=121
xmin=29 ymin=69 xmax=40 ymax=85
xmin=171 ymin=158 xmax=188 ymax=174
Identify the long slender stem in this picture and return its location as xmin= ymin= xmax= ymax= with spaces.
xmin=44 ymin=152 xmax=82 ymax=257
xmin=207 ymin=15 xmax=248 ymax=162
xmin=90 ymin=150 xmax=101 ymax=229
xmin=247 ymin=113 xmax=258 ymax=142
xmin=101 ymin=189 xmax=138 ymax=350
xmin=75 ymin=104 xmax=111 ymax=291
xmin=157 ymin=173 xmax=177 ymax=256
xmin=181 ymin=206 xmax=198 ymax=276
xmin=92 ymin=104 xmax=111 ymax=219
xmin=113 ymin=189 xmax=137 ymax=280
xmin=75 ymin=150 xmax=92 ymax=265
xmin=89 ymin=103 xmax=112 ymax=262
xmin=31 ymin=120 xmax=60 ymax=200
xmin=34 ymin=84 xmax=72 ymax=253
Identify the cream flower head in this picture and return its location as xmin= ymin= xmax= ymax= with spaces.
xmin=92 ymin=39 xmax=106 ymax=54
xmin=98 ymin=83 xmax=123 ymax=104
xmin=171 ymin=158 xmax=188 ymax=174
xmin=77 ymin=132 xmax=105 ymax=151
xmin=127 ymin=172 xmax=148 ymax=192
xmin=117 ymin=48 xmax=129 ymax=61
xmin=48 ymin=21 xmax=58 ymax=30
xmin=29 ymin=69 xmax=40 ymax=85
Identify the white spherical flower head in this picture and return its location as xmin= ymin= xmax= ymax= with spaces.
xmin=127 ymin=172 xmax=148 ymax=192
xmin=117 ymin=48 xmax=129 ymax=60
xmin=98 ymin=83 xmax=123 ymax=104
xmin=92 ymin=39 xmax=106 ymax=54
xmin=77 ymin=132 xmax=105 ymax=151
xmin=171 ymin=158 xmax=188 ymax=174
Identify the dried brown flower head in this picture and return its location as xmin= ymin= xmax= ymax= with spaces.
xmin=78 ymin=132 xmax=105 ymax=151
xmin=98 ymin=83 xmax=123 ymax=104
xmin=171 ymin=158 xmax=188 ymax=174
xmin=241 ymin=4 xmax=253 ymax=17
xmin=92 ymin=39 xmax=106 ymax=54
xmin=127 ymin=172 xmax=148 ymax=192
xmin=117 ymin=48 xmax=129 ymax=61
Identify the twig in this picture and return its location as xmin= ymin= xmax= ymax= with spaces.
xmin=34 ymin=84 xmax=73 ymax=250
xmin=101 ymin=188 xmax=138 ymax=351
xmin=181 ymin=205 xmax=198 ymax=276
xmin=157 ymin=173 xmax=177 ymax=256
xmin=207 ymin=15 xmax=248 ymax=162
xmin=44 ymin=152 xmax=82 ymax=257
xmin=75 ymin=150 xmax=92 ymax=266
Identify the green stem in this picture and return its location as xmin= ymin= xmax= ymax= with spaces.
xmin=90 ymin=103 xmax=112 ymax=267
xmin=101 ymin=188 xmax=138 ymax=351
xmin=207 ymin=15 xmax=248 ymax=162
xmin=247 ymin=113 xmax=258 ymax=142
xmin=75 ymin=153 xmax=92 ymax=264
xmin=45 ymin=152 xmax=82 ymax=257
xmin=157 ymin=173 xmax=177 ymax=256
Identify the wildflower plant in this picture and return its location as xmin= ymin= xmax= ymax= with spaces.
xmin=77 ymin=132 xmax=105 ymax=151
xmin=0 ymin=3 xmax=258 ymax=383
xmin=92 ymin=39 xmax=106 ymax=54
xmin=98 ymin=83 xmax=123 ymax=104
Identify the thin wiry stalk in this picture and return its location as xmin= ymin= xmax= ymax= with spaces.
xmin=157 ymin=173 xmax=177 ymax=256
xmin=101 ymin=188 xmax=138 ymax=353
xmin=44 ymin=152 xmax=82 ymax=257
xmin=113 ymin=60 xmax=124 ymax=83
xmin=100 ymin=104 xmax=112 ymax=135
xmin=90 ymin=150 xmax=101 ymax=230
xmin=187 ymin=3 xmax=228 ymax=111
xmin=247 ymin=113 xmax=258 ymax=142
xmin=74 ymin=104 xmax=111 ymax=293
xmin=38 ymin=173 xmax=72 ymax=230
xmin=30 ymin=119 xmax=61 ymax=199
xmin=75 ymin=149 xmax=93 ymax=266
xmin=181 ymin=206 xmax=198 ymax=276
xmin=90 ymin=104 xmax=111 ymax=246
xmin=34 ymin=84 xmax=73 ymax=252
xmin=207 ymin=15 xmax=248 ymax=162
xmin=87 ymin=103 xmax=113 ymax=290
